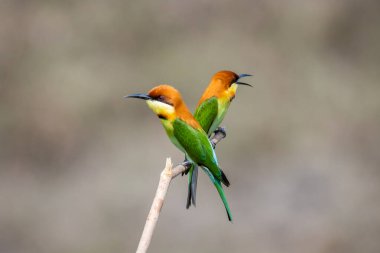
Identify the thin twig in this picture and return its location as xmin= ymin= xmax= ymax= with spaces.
xmin=135 ymin=129 xmax=226 ymax=253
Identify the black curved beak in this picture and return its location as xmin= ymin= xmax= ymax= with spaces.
xmin=124 ymin=93 xmax=152 ymax=100
xmin=236 ymin=73 xmax=253 ymax=87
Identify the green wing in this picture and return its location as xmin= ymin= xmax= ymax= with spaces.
xmin=173 ymin=118 xmax=222 ymax=180
xmin=194 ymin=97 xmax=218 ymax=135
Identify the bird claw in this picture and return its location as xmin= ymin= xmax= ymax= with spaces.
xmin=181 ymin=160 xmax=192 ymax=175
xmin=210 ymin=127 xmax=227 ymax=149
xmin=214 ymin=126 xmax=227 ymax=138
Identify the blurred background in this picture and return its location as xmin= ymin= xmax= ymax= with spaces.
xmin=1 ymin=0 xmax=380 ymax=252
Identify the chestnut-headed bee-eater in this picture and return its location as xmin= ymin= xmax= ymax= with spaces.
xmin=195 ymin=70 xmax=252 ymax=135
xmin=125 ymin=85 xmax=232 ymax=221
xmin=186 ymin=70 xmax=252 ymax=209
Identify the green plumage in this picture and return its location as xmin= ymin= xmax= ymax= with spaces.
xmin=173 ymin=119 xmax=222 ymax=182
xmin=194 ymin=96 xmax=231 ymax=136
xmin=202 ymin=167 xmax=232 ymax=222
xmin=187 ymin=96 xmax=231 ymax=212
xmin=187 ymin=97 xmax=218 ymax=210
xmin=194 ymin=97 xmax=219 ymax=136
xmin=172 ymin=118 xmax=232 ymax=221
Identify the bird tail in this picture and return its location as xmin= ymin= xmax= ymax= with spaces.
xmin=202 ymin=167 xmax=233 ymax=222
xmin=186 ymin=164 xmax=198 ymax=209
xmin=220 ymin=169 xmax=230 ymax=187
xmin=214 ymin=180 xmax=233 ymax=221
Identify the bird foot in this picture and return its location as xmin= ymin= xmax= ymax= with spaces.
xmin=181 ymin=160 xmax=192 ymax=175
xmin=214 ymin=127 xmax=227 ymax=138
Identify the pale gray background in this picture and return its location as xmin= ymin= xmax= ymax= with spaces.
xmin=1 ymin=0 xmax=380 ymax=252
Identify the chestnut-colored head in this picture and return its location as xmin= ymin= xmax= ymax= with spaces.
xmin=147 ymin=85 xmax=184 ymax=109
xmin=126 ymin=84 xmax=201 ymax=129
xmin=198 ymin=70 xmax=252 ymax=106
xmin=212 ymin=71 xmax=240 ymax=90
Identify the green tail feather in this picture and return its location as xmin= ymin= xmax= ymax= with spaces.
xmin=214 ymin=179 xmax=233 ymax=221
xmin=202 ymin=167 xmax=233 ymax=222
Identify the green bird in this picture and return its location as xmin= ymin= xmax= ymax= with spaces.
xmin=126 ymin=84 xmax=232 ymax=221
xmin=186 ymin=70 xmax=252 ymax=209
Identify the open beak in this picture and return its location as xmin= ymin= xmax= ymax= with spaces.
xmin=124 ymin=93 xmax=151 ymax=100
xmin=236 ymin=73 xmax=253 ymax=87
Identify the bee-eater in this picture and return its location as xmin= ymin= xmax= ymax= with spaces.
xmin=126 ymin=85 xmax=232 ymax=221
xmin=195 ymin=70 xmax=252 ymax=136
xmin=186 ymin=70 xmax=252 ymax=209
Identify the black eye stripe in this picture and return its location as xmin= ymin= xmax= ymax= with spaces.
xmin=153 ymin=95 xmax=173 ymax=106
xmin=228 ymin=76 xmax=239 ymax=87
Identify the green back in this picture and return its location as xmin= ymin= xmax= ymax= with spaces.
xmin=172 ymin=118 xmax=222 ymax=180
xmin=194 ymin=97 xmax=218 ymax=135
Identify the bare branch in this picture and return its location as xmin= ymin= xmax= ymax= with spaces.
xmin=136 ymin=158 xmax=173 ymax=253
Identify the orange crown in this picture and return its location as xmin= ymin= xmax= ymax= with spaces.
xmin=197 ymin=70 xmax=239 ymax=106
xmin=148 ymin=85 xmax=201 ymax=129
